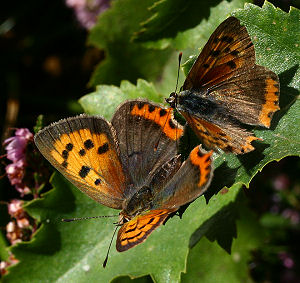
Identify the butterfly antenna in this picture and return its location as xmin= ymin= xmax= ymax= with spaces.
xmin=174 ymin=52 xmax=182 ymax=95
xmin=62 ymin=215 xmax=119 ymax=222
xmin=103 ymin=224 xmax=119 ymax=268
xmin=174 ymin=52 xmax=182 ymax=146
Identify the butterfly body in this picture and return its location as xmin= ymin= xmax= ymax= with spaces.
xmin=167 ymin=17 xmax=280 ymax=154
xmin=35 ymin=100 xmax=213 ymax=253
xmin=121 ymin=186 xmax=153 ymax=219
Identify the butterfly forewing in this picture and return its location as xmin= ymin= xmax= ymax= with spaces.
xmin=34 ymin=115 xmax=126 ymax=209
xmin=112 ymin=100 xmax=184 ymax=191
xmin=183 ymin=17 xmax=255 ymax=90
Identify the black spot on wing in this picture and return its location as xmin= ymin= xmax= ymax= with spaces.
xmin=211 ymin=50 xmax=221 ymax=57
xmin=79 ymin=149 xmax=86 ymax=156
xmin=98 ymin=143 xmax=109 ymax=154
xmin=66 ymin=143 xmax=73 ymax=151
xmin=62 ymin=150 xmax=69 ymax=160
xmin=84 ymin=139 xmax=94 ymax=150
xmin=79 ymin=166 xmax=90 ymax=178
xmin=137 ymin=102 xmax=146 ymax=109
xmin=197 ymin=149 xmax=204 ymax=157
xmin=227 ymin=60 xmax=237 ymax=69
xmin=122 ymin=231 xmax=143 ymax=241
xmin=148 ymin=105 xmax=155 ymax=113
xmin=231 ymin=50 xmax=239 ymax=56
xmin=159 ymin=109 xmax=167 ymax=117
xmin=168 ymin=119 xmax=176 ymax=129
xmin=221 ymin=36 xmax=234 ymax=43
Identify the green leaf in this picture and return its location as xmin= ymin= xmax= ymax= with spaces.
xmin=134 ymin=0 xmax=248 ymax=50
xmin=0 ymin=232 xmax=9 ymax=261
xmin=4 ymin=175 xmax=241 ymax=283
xmin=133 ymin=0 xmax=247 ymax=44
xmin=182 ymin=200 xmax=264 ymax=283
xmin=259 ymin=213 xmax=292 ymax=228
xmin=79 ymin=79 xmax=163 ymax=119
xmin=88 ymin=0 xmax=171 ymax=86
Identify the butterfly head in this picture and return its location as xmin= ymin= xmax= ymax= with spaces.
xmin=166 ymin=92 xmax=178 ymax=109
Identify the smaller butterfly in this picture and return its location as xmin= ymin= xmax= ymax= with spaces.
xmin=167 ymin=16 xmax=280 ymax=154
xmin=34 ymin=100 xmax=213 ymax=263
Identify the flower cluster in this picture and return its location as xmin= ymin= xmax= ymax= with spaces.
xmin=4 ymin=128 xmax=33 ymax=196
xmin=66 ymin=0 xmax=110 ymax=29
xmin=6 ymin=199 xmax=33 ymax=245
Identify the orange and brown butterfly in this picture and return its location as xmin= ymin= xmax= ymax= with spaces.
xmin=34 ymin=99 xmax=213 ymax=261
xmin=167 ymin=16 xmax=280 ymax=154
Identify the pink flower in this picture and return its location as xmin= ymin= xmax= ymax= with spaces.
xmin=6 ymin=160 xmax=25 ymax=185
xmin=66 ymin=0 xmax=110 ymax=29
xmin=8 ymin=200 xmax=25 ymax=219
xmin=4 ymin=128 xmax=33 ymax=163
xmin=3 ymin=128 xmax=33 ymax=195
xmin=272 ymin=174 xmax=290 ymax=191
xmin=282 ymin=209 xmax=300 ymax=225
xmin=6 ymin=221 xmax=22 ymax=245
xmin=278 ymin=251 xmax=295 ymax=269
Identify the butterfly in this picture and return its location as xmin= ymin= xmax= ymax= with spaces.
xmin=167 ymin=16 xmax=280 ymax=154
xmin=34 ymin=100 xmax=213 ymax=256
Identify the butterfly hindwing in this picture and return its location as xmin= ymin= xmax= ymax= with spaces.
xmin=152 ymin=146 xmax=213 ymax=209
xmin=111 ymin=100 xmax=184 ymax=191
xmin=34 ymin=115 xmax=126 ymax=209
xmin=182 ymin=112 xmax=260 ymax=154
xmin=206 ymin=65 xmax=280 ymax=128
xmin=116 ymin=209 xmax=174 ymax=252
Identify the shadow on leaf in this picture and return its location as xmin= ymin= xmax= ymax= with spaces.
xmin=189 ymin=201 xmax=238 ymax=254
xmin=271 ymin=64 xmax=299 ymax=129
xmin=12 ymin=223 xmax=61 ymax=255
xmin=237 ymin=141 xmax=269 ymax=174
xmin=204 ymin=161 xmax=239 ymax=203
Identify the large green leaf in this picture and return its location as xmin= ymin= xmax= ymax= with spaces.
xmin=4 ymin=175 xmax=241 ymax=283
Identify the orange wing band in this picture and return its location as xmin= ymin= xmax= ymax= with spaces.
xmin=130 ymin=104 xmax=183 ymax=140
